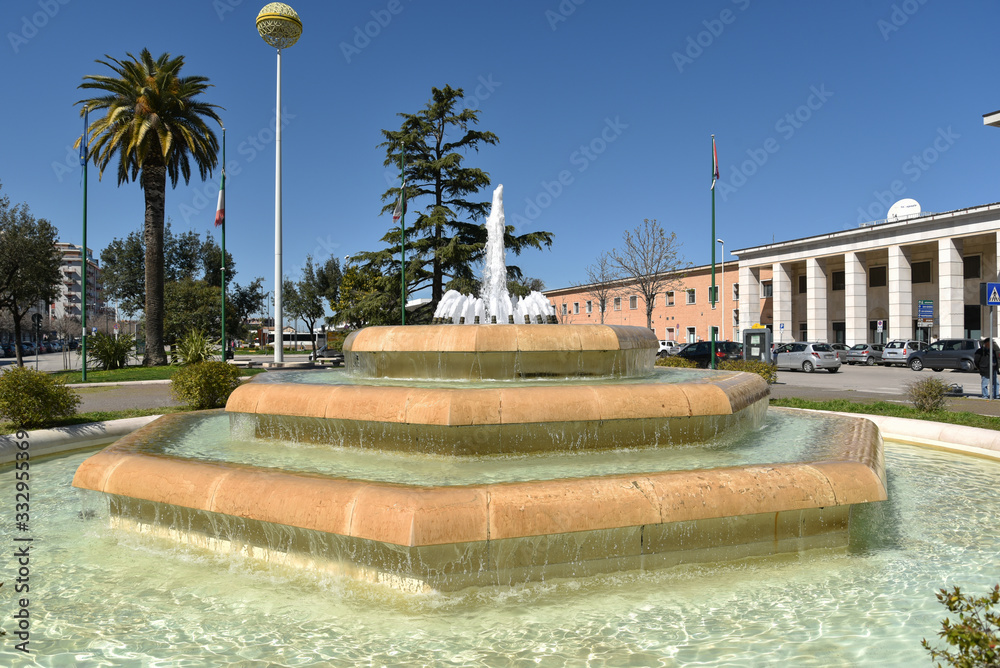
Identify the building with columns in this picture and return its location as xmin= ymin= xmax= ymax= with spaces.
xmin=733 ymin=202 xmax=1000 ymax=346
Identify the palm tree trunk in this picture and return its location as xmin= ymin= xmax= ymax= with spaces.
xmin=141 ymin=164 xmax=168 ymax=366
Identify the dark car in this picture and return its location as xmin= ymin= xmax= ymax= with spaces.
xmin=308 ymin=345 xmax=345 ymax=363
xmin=0 ymin=342 xmax=13 ymax=358
xmin=676 ymin=341 xmax=742 ymax=368
xmin=907 ymin=338 xmax=979 ymax=372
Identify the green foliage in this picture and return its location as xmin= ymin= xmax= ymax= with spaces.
xmin=173 ymin=330 xmax=216 ymax=365
xmin=355 ymin=84 xmax=553 ymax=316
xmin=0 ymin=182 xmax=63 ymax=367
xmin=170 ymin=361 xmax=241 ymax=409
xmin=922 ymin=584 xmax=1000 ymax=667
xmin=718 ymin=359 xmax=778 ymax=384
xmin=0 ymin=366 xmax=81 ymax=429
xmin=86 ymin=331 xmax=135 ymax=370
xmin=906 ymin=376 xmax=951 ymax=412
xmin=655 ymin=355 xmax=698 ymax=368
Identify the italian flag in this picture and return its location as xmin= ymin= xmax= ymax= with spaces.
xmin=392 ymin=184 xmax=405 ymax=223
xmin=214 ymin=169 xmax=225 ymax=227
xmin=711 ymin=137 xmax=719 ymax=190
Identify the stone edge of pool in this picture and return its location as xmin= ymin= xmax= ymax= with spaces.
xmin=0 ymin=415 xmax=160 ymax=465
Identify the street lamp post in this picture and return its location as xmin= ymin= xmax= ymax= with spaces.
xmin=717 ymin=239 xmax=725 ymax=341
xmin=256 ymin=3 xmax=302 ymax=365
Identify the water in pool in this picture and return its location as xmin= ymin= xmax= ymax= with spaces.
xmin=1 ymin=440 xmax=998 ymax=666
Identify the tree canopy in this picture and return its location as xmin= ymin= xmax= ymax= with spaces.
xmin=608 ymin=219 xmax=689 ymax=330
xmin=353 ymin=85 xmax=553 ymax=322
xmin=77 ymin=49 xmax=222 ymax=365
xmin=0 ymin=183 xmax=62 ymax=366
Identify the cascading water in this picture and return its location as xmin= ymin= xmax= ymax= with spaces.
xmin=434 ymin=184 xmax=556 ymax=324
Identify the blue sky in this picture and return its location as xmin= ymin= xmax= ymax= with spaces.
xmin=2 ymin=0 xmax=999 ymax=303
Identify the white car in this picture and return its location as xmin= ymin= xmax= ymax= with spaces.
xmin=774 ymin=342 xmax=842 ymax=373
xmin=657 ymin=340 xmax=678 ymax=357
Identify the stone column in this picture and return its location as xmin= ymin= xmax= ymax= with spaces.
xmin=888 ymin=245 xmax=913 ymax=340
xmin=938 ymin=238 xmax=964 ymax=339
xmin=844 ymin=251 xmax=867 ymax=344
xmin=806 ymin=258 xmax=828 ymax=343
xmin=772 ymin=262 xmax=793 ymax=344
xmin=738 ymin=264 xmax=761 ymax=330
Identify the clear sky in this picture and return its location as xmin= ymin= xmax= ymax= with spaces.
xmin=2 ymin=0 xmax=998 ymax=304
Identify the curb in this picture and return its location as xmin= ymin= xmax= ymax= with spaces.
xmin=66 ymin=379 xmax=173 ymax=388
xmin=0 ymin=415 xmax=161 ymax=465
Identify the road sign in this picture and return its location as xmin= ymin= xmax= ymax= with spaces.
xmin=779 ymin=323 xmax=784 ymax=330
xmin=92 ymin=327 xmax=97 ymax=334
xmin=988 ymin=283 xmax=1000 ymax=306
xmin=918 ymin=300 xmax=933 ymax=318
xmin=877 ymin=320 xmax=884 ymax=332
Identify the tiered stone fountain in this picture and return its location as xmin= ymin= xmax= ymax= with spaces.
xmin=73 ymin=185 xmax=886 ymax=592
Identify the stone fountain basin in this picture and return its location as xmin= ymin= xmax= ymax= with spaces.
xmin=72 ymin=409 xmax=885 ymax=592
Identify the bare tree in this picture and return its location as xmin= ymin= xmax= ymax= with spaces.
xmin=608 ymin=219 xmax=688 ymax=330
xmin=579 ymin=253 xmax=623 ymax=324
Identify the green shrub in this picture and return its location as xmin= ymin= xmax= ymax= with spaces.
xmin=0 ymin=366 xmax=81 ymax=429
xmin=718 ymin=359 xmax=778 ymax=384
xmin=173 ymin=330 xmax=217 ymax=365
xmin=170 ymin=361 xmax=241 ymax=409
xmin=922 ymin=584 xmax=1000 ymax=667
xmin=87 ymin=331 xmax=135 ymax=370
xmin=906 ymin=376 xmax=950 ymax=412
xmin=655 ymin=355 xmax=698 ymax=368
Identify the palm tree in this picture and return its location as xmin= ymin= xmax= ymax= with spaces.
xmin=76 ymin=49 xmax=222 ymax=366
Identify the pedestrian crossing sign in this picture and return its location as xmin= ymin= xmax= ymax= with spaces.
xmin=989 ymin=283 xmax=1000 ymax=306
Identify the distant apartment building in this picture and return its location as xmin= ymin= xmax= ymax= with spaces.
xmin=50 ymin=243 xmax=106 ymax=323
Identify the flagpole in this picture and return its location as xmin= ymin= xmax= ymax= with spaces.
xmin=81 ymin=106 xmax=89 ymax=382
xmin=399 ymin=143 xmax=406 ymax=325
xmin=710 ymin=134 xmax=717 ymax=369
xmin=220 ymin=128 xmax=227 ymax=360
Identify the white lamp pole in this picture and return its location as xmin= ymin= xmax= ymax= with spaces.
xmin=257 ymin=3 xmax=302 ymax=364
xmin=717 ymin=238 xmax=725 ymax=340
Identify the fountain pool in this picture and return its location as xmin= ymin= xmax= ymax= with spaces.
xmin=2 ymin=433 xmax=998 ymax=665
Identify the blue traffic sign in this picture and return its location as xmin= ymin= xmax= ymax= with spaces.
xmin=989 ymin=283 xmax=1000 ymax=306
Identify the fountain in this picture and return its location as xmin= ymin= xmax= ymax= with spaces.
xmin=71 ymin=185 xmax=886 ymax=593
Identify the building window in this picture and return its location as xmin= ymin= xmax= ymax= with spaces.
xmin=798 ymin=275 xmax=807 ymax=294
xmin=686 ymin=289 xmax=696 ymax=305
xmin=573 ymin=302 xmax=579 ymax=315
xmin=732 ymin=284 xmax=739 ymax=301
xmin=732 ymin=309 xmax=739 ymax=331
xmin=710 ymin=326 xmax=719 ymax=340
xmin=666 ymin=291 xmax=675 ymax=307
xmin=964 ymin=255 xmax=981 ymax=279
xmin=686 ymin=326 xmax=696 ymax=342
xmin=832 ymin=271 xmax=845 ymax=291
xmin=586 ymin=300 xmax=592 ymax=314
xmin=912 ymin=261 xmax=931 ymax=284
xmin=869 ymin=266 xmax=887 ymax=287
xmin=761 ymin=281 xmax=773 ymax=298
xmin=629 ymin=295 xmax=638 ymax=310
xmin=833 ymin=321 xmax=845 ymax=344
xmin=613 ymin=297 xmax=621 ymax=311
xmin=799 ymin=325 xmax=808 ymax=341
xmin=561 ymin=303 xmax=567 ymax=316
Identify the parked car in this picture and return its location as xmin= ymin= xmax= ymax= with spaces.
xmin=37 ymin=341 xmax=52 ymax=354
xmin=829 ymin=342 xmax=850 ymax=357
xmin=657 ymin=340 xmax=679 ymax=358
xmin=844 ymin=343 xmax=884 ymax=366
xmin=907 ymin=338 xmax=979 ymax=372
xmin=676 ymin=341 xmax=742 ymax=368
xmin=20 ymin=342 xmax=36 ymax=356
xmin=773 ymin=342 xmax=842 ymax=373
xmin=882 ymin=340 xmax=927 ymax=367
xmin=308 ymin=345 xmax=345 ymax=363
xmin=0 ymin=342 xmax=13 ymax=358
xmin=68 ymin=339 xmax=79 ymax=351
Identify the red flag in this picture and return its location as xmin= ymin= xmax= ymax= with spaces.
xmin=214 ymin=169 xmax=225 ymax=227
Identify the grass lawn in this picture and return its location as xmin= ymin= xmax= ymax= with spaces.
xmin=0 ymin=406 xmax=189 ymax=435
xmin=770 ymin=397 xmax=1000 ymax=431
xmin=50 ymin=366 xmax=267 ymax=383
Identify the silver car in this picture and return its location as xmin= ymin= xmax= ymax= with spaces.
xmin=882 ymin=340 xmax=927 ymax=367
xmin=844 ymin=343 xmax=884 ymax=366
xmin=774 ymin=342 xmax=842 ymax=373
